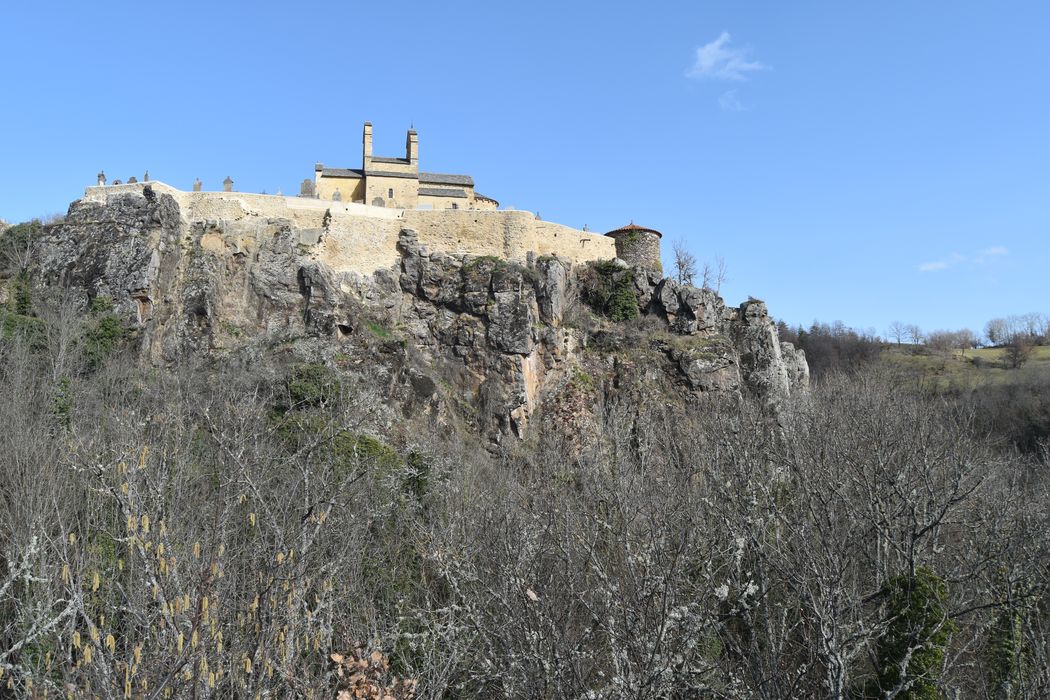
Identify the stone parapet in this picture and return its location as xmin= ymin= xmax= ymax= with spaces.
xmin=79 ymin=181 xmax=615 ymax=276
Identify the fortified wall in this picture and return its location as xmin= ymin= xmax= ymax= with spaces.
xmin=80 ymin=181 xmax=618 ymax=276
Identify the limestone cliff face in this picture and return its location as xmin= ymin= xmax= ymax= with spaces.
xmin=34 ymin=188 xmax=807 ymax=445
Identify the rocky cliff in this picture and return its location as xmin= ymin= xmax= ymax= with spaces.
xmin=32 ymin=187 xmax=807 ymax=445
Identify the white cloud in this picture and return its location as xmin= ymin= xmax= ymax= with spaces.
xmin=718 ymin=89 xmax=745 ymax=111
xmin=918 ymin=247 xmax=1008 ymax=272
xmin=688 ymin=32 xmax=767 ymax=81
xmin=975 ymin=246 xmax=1008 ymax=263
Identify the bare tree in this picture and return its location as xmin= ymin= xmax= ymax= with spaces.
xmin=35 ymin=288 xmax=86 ymax=381
xmin=700 ymin=255 xmax=728 ymax=294
xmin=905 ymin=323 xmax=924 ymax=346
xmin=671 ymin=239 xmax=697 ymax=286
xmin=985 ymin=318 xmax=1008 ymax=346
xmin=888 ymin=321 xmax=906 ymax=346
xmin=1 ymin=325 xmax=1048 ymax=697
xmin=0 ymin=220 xmax=38 ymax=275
xmin=1003 ymin=335 xmax=1035 ymax=369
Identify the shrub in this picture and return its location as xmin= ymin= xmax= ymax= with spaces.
xmin=331 ymin=647 xmax=417 ymax=699
xmin=333 ymin=432 xmax=401 ymax=477
xmin=986 ymin=606 xmax=1029 ymax=697
xmin=286 ymin=362 xmax=340 ymax=408
xmin=0 ymin=219 xmax=42 ymax=275
xmin=0 ymin=310 xmax=45 ymax=347
xmin=88 ymin=295 xmax=114 ymax=315
xmin=82 ymin=314 xmax=128 ymax=367
xmin=366 ymin=321 xmax=392 ymax=339
xmin=579 ymin=260 xmax=638 ymax=322
xmin=1003 ymin=335 xmax=1035 ymax=369
xmin=12 ymin=273 xmax=32 ymax=315
xmin=869 ymin=567 xmax=957 ymax=699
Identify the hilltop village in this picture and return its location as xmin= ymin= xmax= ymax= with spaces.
xmin=88 ymin=123 xmax=663 ymax=274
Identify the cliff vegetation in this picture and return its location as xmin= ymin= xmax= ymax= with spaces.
xmin=0 ymin=192 xmax=1046 ymax=698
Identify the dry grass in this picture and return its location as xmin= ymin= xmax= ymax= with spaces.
xmin=880 ymin=344 xmax=1050 ymax=391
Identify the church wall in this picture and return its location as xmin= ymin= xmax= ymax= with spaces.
xmin=316 ymin=176 xmax=364 ymax=203
xmin=365 ymin=174 xmax=419 ymax=209
xmin=367 ymin=161 xmax=416 ymax=175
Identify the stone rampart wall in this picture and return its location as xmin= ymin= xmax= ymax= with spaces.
xmin=81 ymin=182 xmax=615 ymax=276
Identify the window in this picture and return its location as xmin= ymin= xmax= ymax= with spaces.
xmin=451 ymin=202 xmax=458 ymax=210
xmin=388 ymin=188 xmax=393 ymax=198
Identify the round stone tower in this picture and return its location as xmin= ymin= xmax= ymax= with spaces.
xmin=605 ymin=222 xmax=663 ymax=271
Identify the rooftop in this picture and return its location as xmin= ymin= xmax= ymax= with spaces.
xmin=418 ymin=186 xmax=468 ymax=199
xmin=419 ymin=172 xmax=474 ymax=187
xmin=605 ymin=222 xmax=663 ymax=239
xmin=319 ymin=167 xmax=364 ymax=178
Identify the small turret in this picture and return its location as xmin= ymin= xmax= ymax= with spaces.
xmin=605 ymin=222 xmax=663 ymax=271
xmin=406 ymin=128 xmax=418 ymax=167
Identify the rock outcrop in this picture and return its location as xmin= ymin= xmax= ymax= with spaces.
xmin=32 ymin=189 xmax=808 ymax=446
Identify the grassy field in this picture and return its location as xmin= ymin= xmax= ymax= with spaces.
xmin=881 ymin=344 xmax=1050 ymax=391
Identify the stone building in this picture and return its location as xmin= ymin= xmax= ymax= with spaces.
xmin=314 ymin=123 xmax=499 ymax=211
xmin=605 ymin=222 xmax=663 ymax=271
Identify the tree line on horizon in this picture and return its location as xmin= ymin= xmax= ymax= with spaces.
xmin=778 ymin=311 xmax=1050 ymax=376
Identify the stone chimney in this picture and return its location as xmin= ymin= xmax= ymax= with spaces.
xmin=362 ymin=122 xmax=373 ymax=170
xmin=406 ymin=128 xmax=418 ymax=167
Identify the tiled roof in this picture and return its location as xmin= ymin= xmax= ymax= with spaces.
xmin=606 ymin=222 xmax=663 ymax=239
xmin=418 ymin=187 xmax=468 ymax=198
xmin=419 ymin=172 xmax=474 ymax=187
xmin=320 ymin=168 xmax=364 ymax=178
xmin=317 ymin=167 xmax=476 ymax=188
xmin=474 ymin=192 xmax=499 ymax=204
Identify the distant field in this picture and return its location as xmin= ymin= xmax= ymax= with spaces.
xmin=880 ymin=344 xmax=1050 ymax=391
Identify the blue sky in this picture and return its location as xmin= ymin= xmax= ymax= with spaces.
xmin=2 ymin=1 xmax=1047 ymax=335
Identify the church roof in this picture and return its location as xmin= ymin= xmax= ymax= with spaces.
xmin=420 ymin=172 xmax=474 ymax=187
xmin=418 ymin=187 xmax=468 ymax=199
xmin=316 ymin=166 xmax=476 ymax=187
xmin=605 ymin=222 xmax=663 ymax=239
xmin=319 ymin=167 xmax=364 ymax=178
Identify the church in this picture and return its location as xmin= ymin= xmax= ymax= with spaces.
xmin=313 ymin=123 xmax=499 ymax=211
